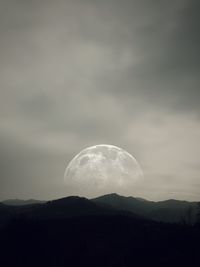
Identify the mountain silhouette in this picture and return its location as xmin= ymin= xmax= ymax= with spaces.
xmin=0 ymin=194 xmax=199 ymax=267
xmin=1 ymin=194 xmax=198 ymax=224
xmin=0 ymin=195 xmax=140 ymax=225
xmin=92 ymin=193 xmax=198 ymax=224
xmin=2 ymin=199 xmax=46 ymax=206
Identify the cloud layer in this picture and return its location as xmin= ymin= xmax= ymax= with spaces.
xmin=0 ymin=0 xmax=200 ymax=201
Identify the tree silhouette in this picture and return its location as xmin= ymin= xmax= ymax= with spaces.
xmin=197 ymin=202 xmax=200 ymax=225
xmin=181 ymin=206 xmax=193 ymax=226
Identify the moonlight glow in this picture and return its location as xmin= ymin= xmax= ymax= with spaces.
xmin=64 ymin=144 xmax=143 ymax=197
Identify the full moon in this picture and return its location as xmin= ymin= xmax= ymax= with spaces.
xmin=64 ymin=144 xmax=143 ymax=197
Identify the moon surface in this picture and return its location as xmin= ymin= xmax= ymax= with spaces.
xmin=64 ymin=144 xmax=143 ymax=197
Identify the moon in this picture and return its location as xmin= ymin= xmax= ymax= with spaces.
xmin=64 ymin=144 xmax=143 ymax=197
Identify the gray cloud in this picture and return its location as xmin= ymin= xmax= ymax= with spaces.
xmin=0 ymin=0 xmax=200 ymax=201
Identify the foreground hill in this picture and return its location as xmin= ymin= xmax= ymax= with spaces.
xmin=0 ymin=195 xmax=199 ymax=266
xmin=1 ymin=213 xmax=200 ymax=266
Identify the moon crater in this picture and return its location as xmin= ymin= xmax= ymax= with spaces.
xmin=64 ymin=144 xmax=143 ymax=197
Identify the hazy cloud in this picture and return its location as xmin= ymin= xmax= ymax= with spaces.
xmin=0 ymin=0 xmax=200 ymax=201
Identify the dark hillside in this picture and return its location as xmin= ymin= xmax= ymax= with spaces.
xmin=1 ymin=214 xmax=199 ymax=267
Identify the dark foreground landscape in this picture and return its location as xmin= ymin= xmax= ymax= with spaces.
xmin=1 ymin=194 xmax=200 ymax=267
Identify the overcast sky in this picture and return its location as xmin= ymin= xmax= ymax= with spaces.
xmin=0 ymin=0 xmax=200 ymax=201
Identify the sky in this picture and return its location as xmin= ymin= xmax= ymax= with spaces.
xmin=0 ymin=0 xmax=200 ymax=201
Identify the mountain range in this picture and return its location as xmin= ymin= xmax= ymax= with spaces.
xmin=0 ymin=193 xmax=199 ymax=267
xmin=2 ymin=199 xmax=46 ymax=206
xmin=1 ymin=193 xmax=198 ymax=224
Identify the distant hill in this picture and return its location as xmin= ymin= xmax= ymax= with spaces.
xmin=1 ymin=194 xmax=199 ymax=224
xmin=25 ymin=196 xmax=121 ymax=220
xmin=0 ymin=196 xmax=139 ymax=226
xmin=2 ymin=199 xmax=46 ymax=206
xmin=92 ymin=193 xmax=198 ymax=224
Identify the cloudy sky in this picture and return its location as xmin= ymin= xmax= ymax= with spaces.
xmin=0 ymin=0 xmax=200 ymax=201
